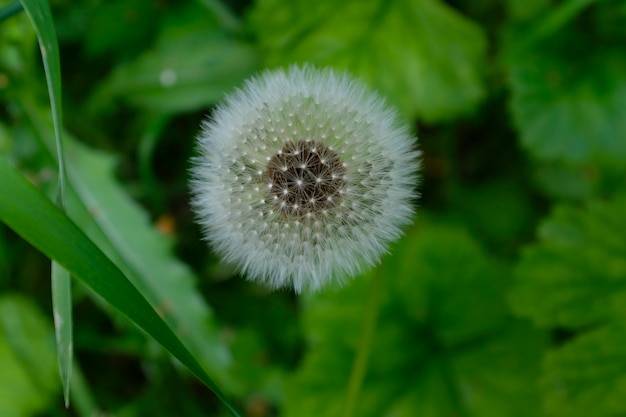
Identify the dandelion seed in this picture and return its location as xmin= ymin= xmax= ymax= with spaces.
xmin=191 ymin=65 xmax=420 ymax=293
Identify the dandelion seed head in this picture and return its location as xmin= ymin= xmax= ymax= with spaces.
xmin=191 ymin=65 xmax=420 ymax=293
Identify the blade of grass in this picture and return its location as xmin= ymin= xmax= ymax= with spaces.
xmin=51 ymin=262 xmax=72 ymax=406
xmin=19 ymin=0 xmax=71 ymax=404
xmin=22 ymin=98 xmax=235 ymax=390
xmin=19 ymin=0 xmax=65 ymax=205
xmin=0 ymin=157 xmax=242 ymax=417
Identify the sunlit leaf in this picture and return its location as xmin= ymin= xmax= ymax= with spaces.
xmin=247 ymin=0 xmax=486 ymax=121
xmin=0 ymin=295 xmax=58 ymax=417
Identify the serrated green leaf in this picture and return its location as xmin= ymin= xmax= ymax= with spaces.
xmin=510 ymin=196 xmax=626 ymax=328
xmin=0 ymin=295 xmax=58 ymax=417
xmin=22 ymin=101 xmax=237 ymax=392
xmin=510 ymin=196 xmax=626 ymax=417
xmin=543 ymin=324 xmax=626 ymax=417
xmin=247 ymin=0 xmax=486 ymax=122
xmin=285 ymin=225 xmax=545 ymax=417
xmin=0 ymin=157 xmax=241 ymax=416
xmin=92 ymin=3 xmax=257 ymax=114
xmin=507 ymin=2 xmax=626 ymax=165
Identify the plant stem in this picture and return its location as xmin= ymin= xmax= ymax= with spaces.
xmin=342 ymin=270 xmax=383 ymax=417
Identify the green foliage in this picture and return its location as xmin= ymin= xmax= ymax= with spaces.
xmin=507 ymin=0 xmax=626 ymax=165
xmin=0 ymin=156 xmax=240 ymax=415
xmin=24 ymin=102 xmax=235 ymax=391
xmin=511 ymin=197 xmax=626 ymax=327
xmin=18 ymin=0 xmax=71 ymax=404
xmin=1 ymin=0 xmax=625 ymax=415
xmin=511 ymin=196 xmax=626 ymax=416
xmin=285 ymin=225 xmax=546 ymax=417
xmin=248 ymin=0 xmax=486 ymax=121
xmin=0 ymin=295 xmax=58 ymax=417
xmin=92 ymin=2 xmax=258 ymax=114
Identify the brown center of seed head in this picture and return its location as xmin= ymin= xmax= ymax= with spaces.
xmin=264 ymin=140 xmax=346 ymax=218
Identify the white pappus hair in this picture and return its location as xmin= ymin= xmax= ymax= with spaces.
xmin=191 ymin=65 xmax=420 ymax=293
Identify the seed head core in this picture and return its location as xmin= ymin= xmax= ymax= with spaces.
xmin=264 ymin=140 xmax=346 ymax=218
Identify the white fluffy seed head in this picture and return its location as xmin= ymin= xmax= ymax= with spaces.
xmin=191 ymin=65 xmax=421 ymax=293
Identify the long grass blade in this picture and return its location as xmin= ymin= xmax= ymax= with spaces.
xmin=19 ymin=0 xmax=72 ymax=404
xmin=0 ymin=157 xmax=242 ymax=417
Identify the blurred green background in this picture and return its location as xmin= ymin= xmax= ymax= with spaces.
xmin=1 ymin=0 xmax=626 ymax=416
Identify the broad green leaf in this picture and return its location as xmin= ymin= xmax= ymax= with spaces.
xmin=543 ymin=324 xmax=626 ymax=417
xmin=0 ymin=157 xmax=241 ymax=416
xmin=284 ymin=225 xmax=545 ymax=417
xmin=510 ymin=196 xmax=626 ymax=328
xmin=23 ymin=102 xmax=237 ymax=392
xmin=83 ymin=0 xmax=157 ymax=58
xmin=92 ymin=3 xmax=257 ymax=114
xmin=510 ymin=196 xmax=626 ymax=417
xmin=507 ymin=1 xmax=626 ymax=164
xmin=0 ymin=295 xmax=58 ymax=417
xmin=247 ymin=0 xmax=486 ymax=122
xmin=19 ymin=0 xmax=72 ymax=404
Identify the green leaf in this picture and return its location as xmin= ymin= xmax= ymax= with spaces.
xmin=51 ymin=262 xmax=72 ymax=406
xmin=0 ymin=295 xmax=59 ymax=417
xmin=83 ymin=0 xmax=157 ymax=58
xmin=19 ymin=0 xmax=65 ymax=198
xmin=247 ymin=0 xmax=486 ymax=122
xmin=19 ymin=0 xmax=72 ymax=404
xmin=18 ymin=0 xmax=62 ymax=138
xmin=284 ymin=225 xmax=545 ymax=417
xmin=543 ymin=324 xmax=626 ymax=417
xmin=507 ymin=2 xmax=626 ymax=165
xmin=23 ymin=101 xmax=237 ymax=392
xmin=0 ymin=2 xmax=23 ymax=22
xmin=0 ymin=157 xmax=241 ymax=416
xmin=510 ymin=196 xmax=626 ymax=417
xmin=92 ymin=3 xmax=257 ymax=114
xmin=510 ymin=196 xmax=626 ymax=328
